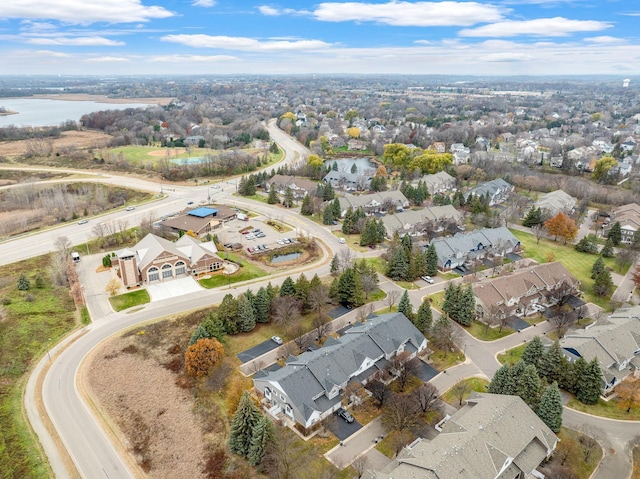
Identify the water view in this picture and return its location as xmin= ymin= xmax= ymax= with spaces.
xmin=270 ymin=252 xmax=302 ymax=264
xmin=0 ymin=98 xmax=154 ymax=127
xmin=324 ymin=157 xmax=377 ymax=174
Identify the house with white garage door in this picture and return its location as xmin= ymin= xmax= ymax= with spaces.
xmin=114 ymin=233 xmax=223 ymax=288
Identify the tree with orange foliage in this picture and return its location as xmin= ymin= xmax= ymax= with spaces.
xmin=544 ymin=212 xmax=578 ymax=245
xmin=185 ymin=338 xmax=224 ymax=378
xmin=616 ymin=377 xmax=640 ymax=413
xmin=632 ymin=263 xmax=640 ymax=290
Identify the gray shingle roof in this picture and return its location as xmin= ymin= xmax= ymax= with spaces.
xmin=430 ymin=227 xmax=519 ymax=269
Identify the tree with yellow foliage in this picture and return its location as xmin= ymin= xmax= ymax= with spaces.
xmin=105 ymin=278 xmax=122 ymax=297
xmin=307 ymin=154 xmax=324 ymax=170
xmin=616 ymin=377 xmax=640 ymax=413
xmin=347 ymin=127 xmax=360 ymax=138
xmin=185 ymin=338 xmax=224 ymax=378
xmin=544 ymin=212 xmax=578 ymax=245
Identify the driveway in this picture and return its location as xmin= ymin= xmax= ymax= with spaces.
xmin=416 ymin=360 xmax=439 ymax=382
xmin=327 ymin=414 xmax=363 ymax=441
xmin=146 ymin=276 xmax=202 ymax=301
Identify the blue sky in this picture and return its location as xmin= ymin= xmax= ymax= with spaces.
xmin=1 ymin=0 xmax=639 ymax=76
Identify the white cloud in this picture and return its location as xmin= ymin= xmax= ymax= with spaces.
xmin=147 ymin=54 xmax=238 ymax=63
xmin=479 ymin=52 xmax=534 ymax=62
xmin=2 ymin=0 xmax=174 ymax=25
xmin=85 ymin=56 xmax=131 ymax=62
xmin=584 ymin=36 xmax=625 ymax=44
xmin=460 ymin=17 xmax=612 ymax=37
xmin=161 ymin=34 xmax=332 ymax=51
xmin=191 ymin=0 xmax=215 ymax=6
xmin=34 ymin=49 xmax=71 ymax=57
xmin=312 ymin=1 xmax=506 ymax=26
xmin=257 ymin=5 xmax=302 ymax=16
xmin=27 ymin=36 xmax=125 ymax=46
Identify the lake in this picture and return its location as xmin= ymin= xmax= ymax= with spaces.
xmin=0 ymin=98 xmax=154 ymax=127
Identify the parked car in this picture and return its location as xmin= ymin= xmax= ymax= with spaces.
xmin=421 ymin=276 xmax=434 ymax=284
xmin=246 ymin=234 xmax=255 ymax=240
xmin=125 ymin=206 xmax=135 ymax=211
xmin=277 ymin=239 xmax=285 ymax=245
xmin=261 ymin=244 xmax=269 ymax=249
xmin=223 ymin=243 xmax=233 ymax=249
xmin=271 ymin=335 xmax=283 ymax=345
xmin=247 ymin=247 xmax=253 ymax=253
xmin=187 ymin=201 xmax=194 ymax=205
xmin=77 ymin=219 xmax=89 ymax=225
xmin=256 ymin=232 xmax=266 ymax=238
xmin=336 ymin=407 xmax=354 ymax=423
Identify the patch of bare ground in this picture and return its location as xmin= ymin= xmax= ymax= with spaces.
xmin=85 ymin=316 xmax=209 ymax=479
xmin=0 ymin=130 xmax=112 ymax=158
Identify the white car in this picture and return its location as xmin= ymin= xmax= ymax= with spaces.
xmin=245 ymin=233 xmax=255 ymax=240
xmin=77 ymin=219 xmax=88 ymax=225
xmin=271 ymin=336 xmax=283 ymax=345
xmin=421 ymin=276 xmax=434 ymax=284
xmin=125 ymin=206 xmax=135 ymax=211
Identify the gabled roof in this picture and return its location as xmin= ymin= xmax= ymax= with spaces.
xmin=338 ymin=191 xmax=408 ymax=212
xmin=254 ymin=313 xmax=426 ymax=423
xmin=534 ymin=190 xmax=577 ymax=216
xmin=381 ymin=205 xmax=462 ymax=234
xmin=369 ymin=393 xmax=557 ymax=479
xmin=430 ymin=227 xmax=520 ymax=268
xmin=465 ymin=178 xmax=513 ymax=199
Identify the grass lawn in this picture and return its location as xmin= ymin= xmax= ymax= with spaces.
xmin=567 ymin=396 xmax=640 ymax=421
xmin=426 ymin=291 xmax=445 ymax=312
xmin=397 ymin=281 xmax=419 ymax=290
xmin=429 ymin=345 xmax=464 ymax=370
xmin=464 ymin=320 xmax=514 ymax=341
xmin=441 ymin=377 xmax=490 ymax=406
xmin=550 ymin=428 xmax=603 ymax=479
xmin=363 ymin=257 xmax=386 ymax=274
xmin=199 ymin=253 xmax=267 ymax=289
xmin=109 ymin=289 xmax=150 ymax=312
xmin=264 ymin=219 xmax=292 ymax=233
xmin=240 ymin=193 xmax=269 ymax=204
xmin=511 ymin=229 xmax=619 ymax=308
xmin=0 ymin=256 xmax=79 ymax=478
xmin=497 ymin=343 xmax=528 ymax=365
xmin=633 ymin=446 xmax=640 ymax=479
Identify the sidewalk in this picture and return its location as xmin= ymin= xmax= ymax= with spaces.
xmin=325 ymin=417 xmax=386 ymax=469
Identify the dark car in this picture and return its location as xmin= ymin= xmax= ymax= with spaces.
xmin=336 ymin=407 xmax=354 ymax=423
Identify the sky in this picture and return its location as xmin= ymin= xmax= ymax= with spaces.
xmin=1 ymin=0 xmax=639 ymax=76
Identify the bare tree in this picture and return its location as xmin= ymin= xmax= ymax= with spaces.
xmin=271 ymin=296 xmax=302 ymax=327
xmin=337 ymin=249 xmax=356 ymax=273
xmin=55 ymin=235 xmax=72 ymax=256
xmin=382 ymin=394 xmax=420 ymax=433
xmin=369 ymin=376 xmax=391 ymax=408
xmin=391 ymin=352 xmax=421 ymax=391
xmin=451 ymin=381 xmax=471 ymax=407
xmin=261 ymin=423 xmax=307 ymax=479
xmin=312 ymin=313 xmax=331 ymax=341
xmin=290 ymin=323 xmax=312 ymax=352
xmin=386 ymin=290 xmax=400 ymax=311
xmin=356 ymin=303 xmax=374 ymax=322
xmin=352 ymin=455 xmax=369 ymax=479
xmin=550 ymin=308 xmax=578 ymax=338
xmin=534 ymin=224 xmax=547 ymax=244
xmin=413 ymin=382 xmax=442 ymax=414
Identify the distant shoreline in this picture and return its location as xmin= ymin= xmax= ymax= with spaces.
xmin=0 ymin=110 xmax=18 ymax=116
xmin=28 ymin=93 xmax=174 ymax=106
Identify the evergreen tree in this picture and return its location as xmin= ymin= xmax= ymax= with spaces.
xmin=248 ymin=415 xmax=275 ymax=466
xmin=332 ymin=161 xmax=338 ymax=171
xmin=300 ymin=193 xmax=313 ymax=216
xmin=189 ymin=324 xmax=211 ymax=345
xmin=217 ymin=294 xmax=239 ymax=335
xmin=576 ymin=359 xmax=602 ymax=405
xmin=523 ymin=206 xmax=542 ymax=227
xmin=237 ymin=294 xmax=256 ymax=332
xmin=575 ymin=235 xmax=599 ymax=254
xmin=351 ymin=162 xmax=358 ymax=174
xmin=280 ymin=276 xmax=296 ymax=297
xmin=593 ymin=268 xmax=614 ymax=297
xmin=337 ymin=267 xmax=365 ymax=308
xmin=591 ymin=256 xmax=606 ymax=279
xmin=537 ymin=382 xmax=563 ymax=433
xmin=511 ymin=361 xmax=542 ymax=408
xmin=442 ymin=283 xmax=459 ymax=321
xmin=457 ymin=285 xmax=475 ymax=326
xmin=254 ymin=287 xmax=271 ymax=323
xmin=267 ymin=187 xmax=279 ymax=204
xmin=202 ymin=311 xmax=226 ymax=342
xmin=330 ymin=255 xmax=340 ymax=276
xmin=332 ymin=198 xmax=341 ymax=219
xmin=415 ymin=299 xmax=433 ymax=333
xmin=323 ymin=182 xmax=335 ymax=200
xmin=322 ymin=205 xmax=335 ymax=225
xmin=425 ymin=244 xmax=438 ymax=276
xmin=386 ymin=246 xmax=410 ymax=281
xmin=401 ymin=233 xmax=413 ymax=254
xmin=398 ymin=290 xmax=414 ymax=321
xmin=309 ymin=273 xmax=322 ymax=291
xmin=17 ymin=274 xmax=30 ymax=291
xmin=522 ymin=336 xmax=544 ymax=369
xmin=562 ymin=356 xmax=587 ymax=394
xmin=295 ymin=273 xmax=311 ymax=311
xmin=265 ymin=282 xmax=278 ymax=300
xmin=608 ymin=221 xmax=622 ymax=246
xmin=538 ymin=341 xmax=563 ymax=384
xmin=600 ymin=238 xmax=615 ymax=258
xmin=282 ymin=187 xmax=295 ymax=208
xmin=229 ymin=391 xmax=261 ymax=458
xmin=488 ymin=364 xmax=514 ymax=395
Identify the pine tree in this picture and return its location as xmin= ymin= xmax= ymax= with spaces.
xmin=415 ymin=299 xmax=433 ymax=333
xmin=295 ymin=273 xmax=310 ymax=311
xmin=576 ymin=359 xmax=602 ymax=405
xmin=591 ymin=256 xmax=606 ymax=279
xmin=228 ymin=391 xmax=261 ymax=458
xmin=248 ymin=415 xmax=275 ymax=466
xmin=523 ymin=206 xmax=542 ymax=227
xmin=280 ymin=276 xmax=296 ymax=297
xmin=332 ymin=198 xmax=341 ymax=219
xmin=254 ymin=287 xmax=271 ymax=323
xmin=608 ymin=221 xmax=622 ymax=246
xmin=593 ymin=268 xmax=614 ymax=297
xmin=398 ymin=290 xmax=413 ymax=321
xmin=511 ymin=361 xmax=542 ymax=408
xmin=202 ymin=311 xmax=226 ymax=342
xmin=267 ymin=187 xmax=279 ymax=204
xmin=282 ymin=187 xmax=295 ymax=208
xmin=309 ymin=273 xmax=322 ymax=291
xmin=457 ymin=285 xmax=475 ymax=326
xmin=300 ymin=193 xmax=313 ymax=216
xmin=600 ymin=238 xmax=614 ymax=258
xmin=217 ymin=294 xmax=239 ymax=335
xmin=442 ymin=283 xmax=459 ymax=321
xmin=17 ymin=274 xmax=30 ymax=291
xmin=265 ymin=282 xmax=278 ymax=300
xmin=575 ymin=235 xmax=598 ymax=254
xmin=538 ymin=341 xmax=563 ymax=384
xmin=537 ymin=382 xmax=563 ymax=432
xmin=330 ymin=255 xmax=340 ymax=276
xmin=488 ymin=364 xmax=514 ymax=395
xmin=322 ymin=205 xmax=335 ymax=225
xmin=387 ymin=246 xmax=410 ymax=281
xmin=323 ymin=182 xmax=335 ymax=200
xmin=189 ymin=324 xmax=211 ymax=345
xmin=522 ymin=336 xmax=544 ymax=369
xmin=236 ymin=294 xmax=256 ymax=332
xmin=337 ymin=267 xmax=365 ymax=308
xmin=425 ymin=244 xmax=438 ymax=276
xmin=563 ymin=356 xmax=587 ymax=394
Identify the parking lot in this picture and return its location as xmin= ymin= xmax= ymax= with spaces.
xmin=217 ymin=216 xmax=299 ymax=256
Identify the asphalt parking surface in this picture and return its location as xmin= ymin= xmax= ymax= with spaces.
xmin=237 ymin=338 xmax=280 ymax=363
xmin=508 ymin=316 xmax=531 ymax=331
xmin=326 ymin=414 xmax=363 ymax=441
xmin=416 ymin=360 xmax=440 ymax=382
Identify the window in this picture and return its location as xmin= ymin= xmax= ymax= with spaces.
xmin=148 ymin=267 xmax=159 ymax=282
xmin=162 ymin=264 xmax=172 ymax=279
xmin=175 ymin=261 xmax=186 ymax=276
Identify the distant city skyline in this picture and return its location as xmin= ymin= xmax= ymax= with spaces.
xmin=1 ymin=0 xmax=639 ymax=76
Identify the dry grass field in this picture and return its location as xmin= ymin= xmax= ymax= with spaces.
xmin=0 ymin=130 xmax=113 ymax=158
